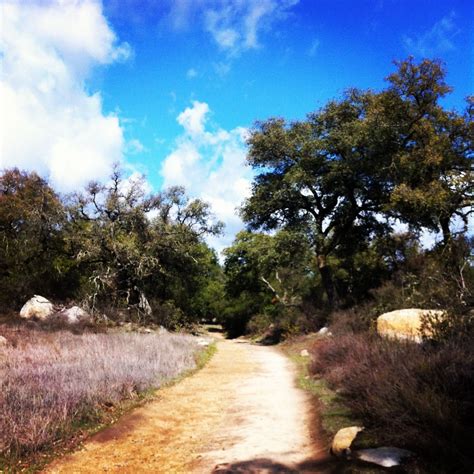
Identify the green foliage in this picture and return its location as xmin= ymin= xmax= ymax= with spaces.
xmin=241 ymin=57 xmax=473 ymax=309
xmin=0 ymin=166 xmax=224 ymax=328
xmin=221 ymin=229 xmax=317 ymax=336
xmin=0 ymin=169 xmax=71 ymax=308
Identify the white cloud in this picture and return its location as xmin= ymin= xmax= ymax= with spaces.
xmin=308 ymin=38 xmax=320 ymax=57
xmin=203 ymin=0 xmax=299 ymax=54
xmin=0 ymin=0 xmax=130 ymax=192
xmin=126 ymin=139 xmax=147 ymax=154
xmin=161 ymin=101 xmax=253 ymax=254
xmin=177 ymin=100 xmax=210 ymax=136
xmin=186 ymin=67 xmax=198 ymax=78
xmin=403 ymin=11 xmax=459 ymax=57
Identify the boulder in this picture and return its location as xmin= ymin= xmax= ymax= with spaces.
xmin=58 ymin=306 xmax=91 ymax=325
xmin=19 ymin=295 xmax=55 ymax=321
xmin=331 ymin=426 xmax=364 ymax=457
xmin=377 ymin=308 xmax=445 ymax=342
xmin=0 ymin=335 xmax=8 ymax=346
xmin=354 ymin=447 xmax=413 ymax=467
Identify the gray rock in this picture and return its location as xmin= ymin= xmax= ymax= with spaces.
xmin=19 ymin=295 xmax=55 ymax=321
xmin=354 ymin=447 xmax=414 ymax=467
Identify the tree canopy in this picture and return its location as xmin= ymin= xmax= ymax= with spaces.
xmin=241 ymin=57 xmax=473 ymax=307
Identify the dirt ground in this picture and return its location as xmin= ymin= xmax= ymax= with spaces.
xmin=45 ymin=337 xmax=336 ymax=474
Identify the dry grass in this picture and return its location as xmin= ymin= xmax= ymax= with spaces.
xmin=309 ymin=333 xmax=474 ymax=472
xmin=0 ymin=322 xmax=198 ymax=461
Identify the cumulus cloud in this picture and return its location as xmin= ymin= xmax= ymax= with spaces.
xmin=161 ymin=101 xmax=253 ymax=254
xmin=0 ymin=0 xmax=130 ymax=192
xmin=403 ymin=11 xmax=459 ymax=57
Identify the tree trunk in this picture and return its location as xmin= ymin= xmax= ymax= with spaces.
xmin=317 ymin=254 xmax=337 ymax=308
xmin=440 ymin=216 xmax=451 ymax=246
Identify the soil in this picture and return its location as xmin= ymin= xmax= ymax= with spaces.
xmin=45 ymin=337 xmax=337 ymax=473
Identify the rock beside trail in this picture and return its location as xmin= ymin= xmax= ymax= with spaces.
xmin=19 ymin=295 xmax=55 ymax=321
xmin=354 ymin=447 xmax=414 ymax=467
xmin=58 ymin=306 xmax=92 ymax=325
xmin=377 ymin=308 xmax=445 ymax=342
xmin=0 ymin=335 xmax=8 ymax=346
xmin=318 ymin=326 xmax=332 ymax=336
xmin=331 ymin=426 xmax=364 ymax=456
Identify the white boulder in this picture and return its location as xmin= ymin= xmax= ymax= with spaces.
xmin=58 ymin=306 xmax=91 ymax=325
xmin=19 ymin=295 xmax=55 ymax=321
xmin=377 ymin=308 xmax=445 ymax=342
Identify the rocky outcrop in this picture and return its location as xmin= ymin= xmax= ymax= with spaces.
xmin=19 ymin=295 xmax=55 ymax=321
xmin=377 ymin=308 xmax=445 ymax=342
xmin=331 ymin=426 xmax=364 ymax=456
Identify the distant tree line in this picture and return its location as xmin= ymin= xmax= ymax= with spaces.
xmin=1 ymin=57 xmax=472 ymax=334
xmin=0 ymin=165 xmax=224 ymax=328
xmin=221 ymin=57 xmax=473 ymax=337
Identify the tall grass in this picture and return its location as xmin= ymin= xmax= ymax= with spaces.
xmin=309 ymin=333 xmax=474 ymax=472
xmin=0 ymin=323 xmax=198 ymax=459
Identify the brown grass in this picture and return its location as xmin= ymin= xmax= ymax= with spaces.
xmin=309 ymin=333 xmax=474 ymax=472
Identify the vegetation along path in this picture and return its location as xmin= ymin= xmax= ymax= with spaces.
xmin=45 ymin=336 xmax=334 ymax=473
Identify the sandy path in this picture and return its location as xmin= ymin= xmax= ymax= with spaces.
xmin=45 ymin=338 xmax=333 ymax=473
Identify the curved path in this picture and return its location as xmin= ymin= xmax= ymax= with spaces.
xmin=45 ymin=338 xmax=333 ymax=473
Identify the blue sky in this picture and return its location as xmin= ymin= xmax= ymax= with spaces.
xmin=1 ymin=0 xmax=472 ymax=252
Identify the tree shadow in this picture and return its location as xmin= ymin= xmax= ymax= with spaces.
xmin=211 ymin=456 xmax=355 ymax=473
xmin=211 ymin=455 xmax=402 ymax=473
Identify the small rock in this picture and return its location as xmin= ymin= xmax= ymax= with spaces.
xmin=0 ymin=335 xmax=8 ymax=346
xmin=143 ymin=328 xmax=153 ymax=334
xmin=354 ymin=447 xmax=414 ymax=467
xmin=331 ymin=426 xmax=364 ymax=457
xmin=318 ymin=327 xmax=329 ymax=335
xmin=19 ymin=295 xmax=55 ymax=321
xmin=300 ymin=349 xmax=310 ymax=357
xmin=196 ymin=338 xmax=210 ymax=346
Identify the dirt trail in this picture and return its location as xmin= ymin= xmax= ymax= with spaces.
xmin=45 ymin=338 xmax=334 ymax=473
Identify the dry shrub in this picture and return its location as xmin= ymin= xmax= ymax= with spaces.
xmin=0 ymin=323 xmax=198 ymax=459
xmin=309 ymin=333 xmax=474 ymax=472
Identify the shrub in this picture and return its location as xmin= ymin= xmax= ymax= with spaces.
xmin=309 ymin=333 xmax=474 ymax=472
xmin=0 ymin=323 xmax=198 ymax=460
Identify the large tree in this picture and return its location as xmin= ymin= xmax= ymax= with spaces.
xmin=383 ymin=58 xmax=473 ymax=243
xmin=67 ymin=167 xmax=223 ymax=323
xmin=241 ymin=58 xmax=473 ymax=306
xmin=241 ymin=90 xmax=389 ymax=305
xmin=0 ymin=169 xmax=67 ymax=307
